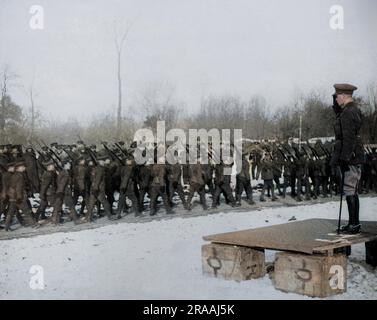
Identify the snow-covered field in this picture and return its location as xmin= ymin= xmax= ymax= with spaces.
xmin=1 ymin=197 xmax=377 ymax=300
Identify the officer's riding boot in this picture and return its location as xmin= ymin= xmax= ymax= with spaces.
xmin=350 ymin=194 xmax=361 ymax=233
xmin=341 ymin=195 xmax=361 ymax=234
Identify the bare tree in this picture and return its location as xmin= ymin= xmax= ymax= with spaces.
xmin=0 ymin=65 xmax=19 ymax=143
xmin=360 ymin=83 xmax=377 ymax=143
xmin=138 ymin=82 xmax=183 ymax=131
xmin=25 ymin=73 xmax=41 ymax=141
xmin=113 ymin=21 xmax=133 ymax=139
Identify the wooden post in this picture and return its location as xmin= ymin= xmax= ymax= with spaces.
xmin=365 ymin=240 xmax=377 ymax=267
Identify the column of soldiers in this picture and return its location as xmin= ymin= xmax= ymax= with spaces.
xmin=0 ymin=139 xmax=376 ymax=231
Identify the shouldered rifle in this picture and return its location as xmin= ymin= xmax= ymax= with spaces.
xmin=114 ymin=142 xmax=129 ymax=158
xmin=61 ymin=146 xmax=75 ymax=162
xmin=102 ymin=143 xmax=125 ymax=165
xmin=40 ymin=139 xmax=62 ymax=162
xmin=277 ymin=147 xmax=288 ymax=161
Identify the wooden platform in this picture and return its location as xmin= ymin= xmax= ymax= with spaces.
xmin=203 ymin=219 xmax=377 ymax=255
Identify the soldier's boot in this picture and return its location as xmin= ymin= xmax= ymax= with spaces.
xmin=225 ymin=190 xmax=237 ymax=207
xmin=181 ymin=199 xmax=189 ymax=210
xmin=296 ymin=193 xmax=303 ymax=202
xmin=84 ymin=197 xmax=96 ymax=222
xmin=247 ymin=198 xmax=255 ymax=205
xmin=276 ymin=181 xmax=283 ymax=196
xmin=35 ymin=209 xmax=47 ymax=222
xmin=271 ymin=186 xmax=278 ymax=201
xmin=200 ymin=193 xmax=208 ymax=211
xmin=246 ymin=188 xmax=255 ymax=205
xmin=186 ymin=191 xmax=194 ymax=211
xmin=235 ymin=194 xmax=242 ymax=207
xmin=177 ymin=189 xmax=188 ymax=210
xmin=69 ymin=208 xmax=79 ymax=223
xmin=4 ymin=211 xmax=14 ymax=231
xmin=259 ymin=187 xmax=266 ymax=202
xmin=51 ymin=211 xmax=60 ymax=225
xmin=282 ymin=183 xmax=287 ymax=198
xmin=340 ymin=195 xmax=361 ymax=233
xmin=104 ymin=203 xmax=116 ymax=220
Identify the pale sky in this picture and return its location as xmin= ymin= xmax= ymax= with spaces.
xmin=0 ymin=0 xmax=376 ymax=122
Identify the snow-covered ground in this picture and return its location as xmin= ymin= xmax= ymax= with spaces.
xmin=1 ymin=197 xmax=377 ymax=300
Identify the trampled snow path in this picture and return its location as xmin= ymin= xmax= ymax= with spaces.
xmin=1 ymin=197 xmax=377 ymax=299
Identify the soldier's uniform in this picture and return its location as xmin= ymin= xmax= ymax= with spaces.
xmin=85 ymin=159 xmax=113 ymax=222
xmin=51 ymin=162 xmax=78 ymax=224
xmin=250 ymin=148 xmax=262 ymax=180
xmin=282 ymin=157 xmax=294 ymax=198
xmin=5 ymin=162 xmax=35 ymax=231
xmin=23 ymin=147 xmax=40 ymax=194
xmin=212 ymin=161 xmax=236 ymax=208
xmin=371 ymin=149 xmax=377 ymax=192
xmin=166 ymin=162 xmax=187 ymax=209
xmin=295 ymin=153 xmax=311 ymax=201
xmin=272 ymin=152 xmax=283 ymax=196
xmin=235 ymin=154 xmax=254 ymax=205
xmin=331 ymin=83 xmax=365 ymax=233
xmin=138 ymin=163 xmax=151 ymax=211
xmin=149 ymin=163 xmax=172 ymax=215
xmin=1 ymin=163 xmax=14 ymax=220
xmin=187 ymin=162 xmax=207 ymax=210
xmin=103 ymin=158 xmax=116 ymax=215
xmin=36 ymin=161 xmax=57 ymax=221
xmin=118 ymin=158 xmax=140 ymax=216
xmin=202 ymin=162 xmax=215 ymax=196
xmin=259 ymin=156 xmax=277 ymax=201
xmin=73 ymin=157 xmax=89 ymax=216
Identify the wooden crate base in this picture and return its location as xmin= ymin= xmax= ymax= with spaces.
xmin=274 ymin=252 xmax=347 ymax=297
xmin=365 ymin=240 xmax=377 ymax=267
xmin=202 ymin=243 xmax=265 ymax=281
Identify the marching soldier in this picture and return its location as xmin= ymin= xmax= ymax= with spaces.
xmin=187 ymin=158 xmax=208 ymax=210
xmin=149 ymin=157 xmax=173 ymax=215
xmin=166 ymin=156 xmax=188 ymax=210
xmin=1 ymin=162 xmax=14 ymax=222
xmin=23 ymin=146 xmax=40 ymax=195
xmin=118 ymin=157 xmax=140 ymax=217
xmin=73 ymin=156 xmax=89 ymax=216
xmin=4 ymin=161 xmax=35 ymax=231
xmin=212 ymin=158 xmax=236 ymax=208
xmin=282 ymin=156 xmax=294 ymax=198
xmin=138 ymin=159 xmax=152 ymax=212
xmin=36 ymin=160 xmax=57 ymax=221
xmin=259 ymin=153 xmax=278 ymax=202
xmin=84 ymin=154 xmax=115 ymax=222
xmin=235 ymin=152 xmax=254 ymax=205
xmin=50 ymin=160 xmax=79 ymax=225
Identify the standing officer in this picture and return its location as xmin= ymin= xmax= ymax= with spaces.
xmin=331 ymin=83 xmax=365 ymax=234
